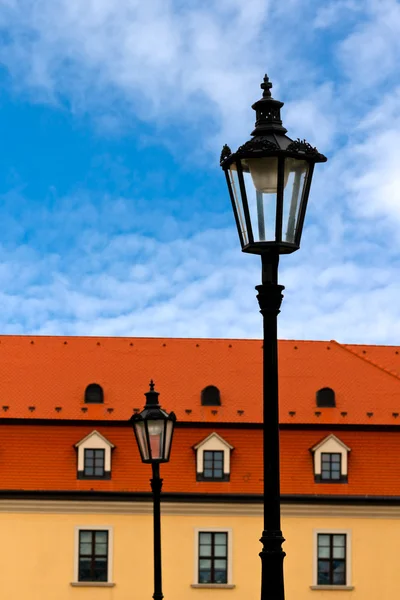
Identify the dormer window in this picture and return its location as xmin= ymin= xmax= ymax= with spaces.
xmin=75 ymin=431 xmax=114 ymax=480
xmin=84 ymin=449 xmax=105 ymax=478
xmin=321 ymin=453 xmax=341 ymax=481
xmin=316 ymin=387 xmax=335 ymax=408
xmin=194 ymin=433 xmax=233 ymax=482
xmin=311 ymin=435 xmax=350 ymax=483
xmin=85 ymin=383 xmax=104 ymax=404
xmin=201 ymin=386 xmax=221 ymax=406
xmin=204 ymin=451 xmax=224 ymax=480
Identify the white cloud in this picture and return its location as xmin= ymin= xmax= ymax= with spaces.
xmin=0 ymin=0 xmax=400 ymax=345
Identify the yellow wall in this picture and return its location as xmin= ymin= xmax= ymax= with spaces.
xmin=0 ymin=505 xmax=396 ymax=600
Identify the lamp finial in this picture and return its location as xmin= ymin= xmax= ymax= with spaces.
xmin=261 ymin=74 xmax=273 ymax=98
xmin=149 ymin=379 xmax=155 ymax=392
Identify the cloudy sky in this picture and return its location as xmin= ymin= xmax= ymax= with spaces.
xmin=0 ymin=0 xmax=399 ymax=343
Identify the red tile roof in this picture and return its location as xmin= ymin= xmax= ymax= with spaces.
xmin=1 ymin=424 xmax=400 ymax=497
xmin=0 ymin=335 xmax=400 ymax=425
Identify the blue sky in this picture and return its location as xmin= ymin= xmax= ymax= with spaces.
xmin=0 ymin=0 xmax=400 ymax=343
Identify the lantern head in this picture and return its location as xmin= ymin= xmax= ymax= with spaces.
xmin=131 ymin=380 xmax=176 ymax=464
xmin=220 ymin=75 xmax=327 ymax=255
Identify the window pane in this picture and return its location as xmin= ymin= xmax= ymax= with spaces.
xmin=85 ymin=458 xmax=94 ymax=467
xmin=214 ymin=559 xmax=227 ymax=569
xmin=199 ymin=533 xmax=212 ymax=544
xmin=86 ymin=450 xmax=94 ymax=458
xmin=332 ymin=455 xmax=341 ymax=463
xmin=318 ymin=547 xmax=330 ymax=559
xmin=94 ymin=467 xmax=104 ymax=476
xmin=333 ymin=561 xmax=345 ymax=585
xmin=204 ymin=459 xmax=213 ymax=468
xmin=317 ymin=560 xmax=330 ymax=585
xmin=199 ymin=559 xmax=211 ymax=569
xmin=333 ymin=547 xmax=345 ymax=559
xmin=95 ymin=532 xmax=108 ymax=543
xmin=215 ymin=545 xmax=227 ymax=557
xmin=214 ymin=469 xmax=223 ymax=478
xmin=215 ymin=570 xmax=227 ymax=584
xmin=79 ymin=558 xmax=91 ymax=581
xmin=80 ymin=532 xmax=92 ymax=544
xmin=199 ymin=571 xmax=211 ymax=584
xmin=79 ymin=543 xmax=92 ymax=556
xmin=204 ymin=469 xmax=213 ymax=478
xmin=95 ymin=543 xmax=107 ymax=555
xmin=321 ymin=455 xmax=330 ymax=463
xmin=214 ymin=534 xmax=227 ymax=546
xmin=199 ymin=545 xmax=212 ymax=557
xmin=94 ymin=558 xmax=107 ymax=581
xmin=318 ymin=535 xmax=330 ymax=547
xmin=333 ymin=535 xmax=345 ymax=546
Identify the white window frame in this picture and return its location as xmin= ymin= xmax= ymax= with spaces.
xmin=71 ymin=525 xmax=115 ymax=587
xmin=75 ymin=430 xmax=115 ymax=477
xmin=311 ymin=434 xmax=351 ymax=480
xmin=193 ymin=433 xmax=234 ymax=478
xmin=311 ymin=529 xmax=353 ymax=590
xmin=191 ymin=527 xmax=234 ymax=589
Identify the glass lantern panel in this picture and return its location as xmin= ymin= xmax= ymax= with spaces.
xmin=134 ymin=420 xmax=150 ymax=461
xmin=147 ymin=419 xmax=165 ymax=460
xmin=282 ymin=158 xmax=309 ymax=244
xmin=163 ymin=418 xmax=174 ymax=459
xmin=241 ymin=157 xmax=278 ymax=243
xmin=228 ymin=165 xmax=249 ymax=245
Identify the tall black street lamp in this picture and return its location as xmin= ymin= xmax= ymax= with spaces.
xmin=131 ymin=381 xmax=176 ymax=600
xmin=220 ymin=75 xmax=327 ymax=600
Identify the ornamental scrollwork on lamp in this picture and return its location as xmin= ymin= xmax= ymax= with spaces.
xmin=286 ymin=138 xmax=322 ymax=157
xmin=220 ymin=144 xmax=232 ymax=165
xmin=236 ymin=138 xmax=278 ymax=155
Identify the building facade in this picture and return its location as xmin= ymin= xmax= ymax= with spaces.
xmin=1 ymin=335 xmax=400 ymax=599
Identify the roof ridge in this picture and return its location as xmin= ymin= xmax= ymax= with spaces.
xmin=332 ymin=340 xmax=400 ymax=382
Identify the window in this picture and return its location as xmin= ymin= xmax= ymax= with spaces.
xmin=198 ymin=532 xmax=228 ymax=584
xmin=194 ymin=433 xmax=233 ymax=482
xmin=321 ymin=453 xmax=341 ymax=480
xmin=201 ymin=386 xmax=221 ymax=406
xmin=204 ymin=451 xmax=224 ymax=479
xmin=78 ymin=530 xmax=109 ymax=582
xmin=317 ymin=534 xmax=346 ymax=586
xmin=84 ymin=449 xmax=105 ymax=477
xmin=311 ymin=434 xmax=350 ymax=483
xmin=316 ymin=387 xmax=335 ymax=407
xmin=85 ymin=383 xmax=104 ymax=404
xmin=75 ymin=430 xmax=114 ymax=480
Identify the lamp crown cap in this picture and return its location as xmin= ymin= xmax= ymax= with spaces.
xmin=145 ymin=380 xmax=160 ymax=406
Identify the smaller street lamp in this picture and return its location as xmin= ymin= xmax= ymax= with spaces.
xmin=131 ymin=381 xmax=176 ymax=600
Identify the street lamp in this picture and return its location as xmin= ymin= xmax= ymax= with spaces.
xmin=220 ymin=75 xmax=327 ymax=600
xmin=131 ymin=381 xmax=176 ymax=600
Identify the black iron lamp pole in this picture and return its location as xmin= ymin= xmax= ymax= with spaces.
xmin=131 ymin=381 xmax=176 ymax=600
xmin=220 ymin=75 xmax=327 ymax=600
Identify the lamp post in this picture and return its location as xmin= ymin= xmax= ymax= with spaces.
xmin=131 ymin=381 xmax=176 ymax=600
xmin=220 ymin=75 xmax=327 ymax=600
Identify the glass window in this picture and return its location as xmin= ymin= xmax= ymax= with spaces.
xmin=317 ymin=534 xmax=346 ymax=586
xmin=198 ymin=532 xmax=228 ymax=584
xmin=78 ymin=530 xmax=108 ymax=582
xmin=203 ymin=451 xmax=224 ymax=479
xmin=321 ymin=453 xmax=342 ymax=480
xmin=84 ymin=449 xmax=105 ymax=477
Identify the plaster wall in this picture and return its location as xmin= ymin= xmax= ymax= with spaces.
xmin=0 ymin=506 xmax=396 ymax=600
